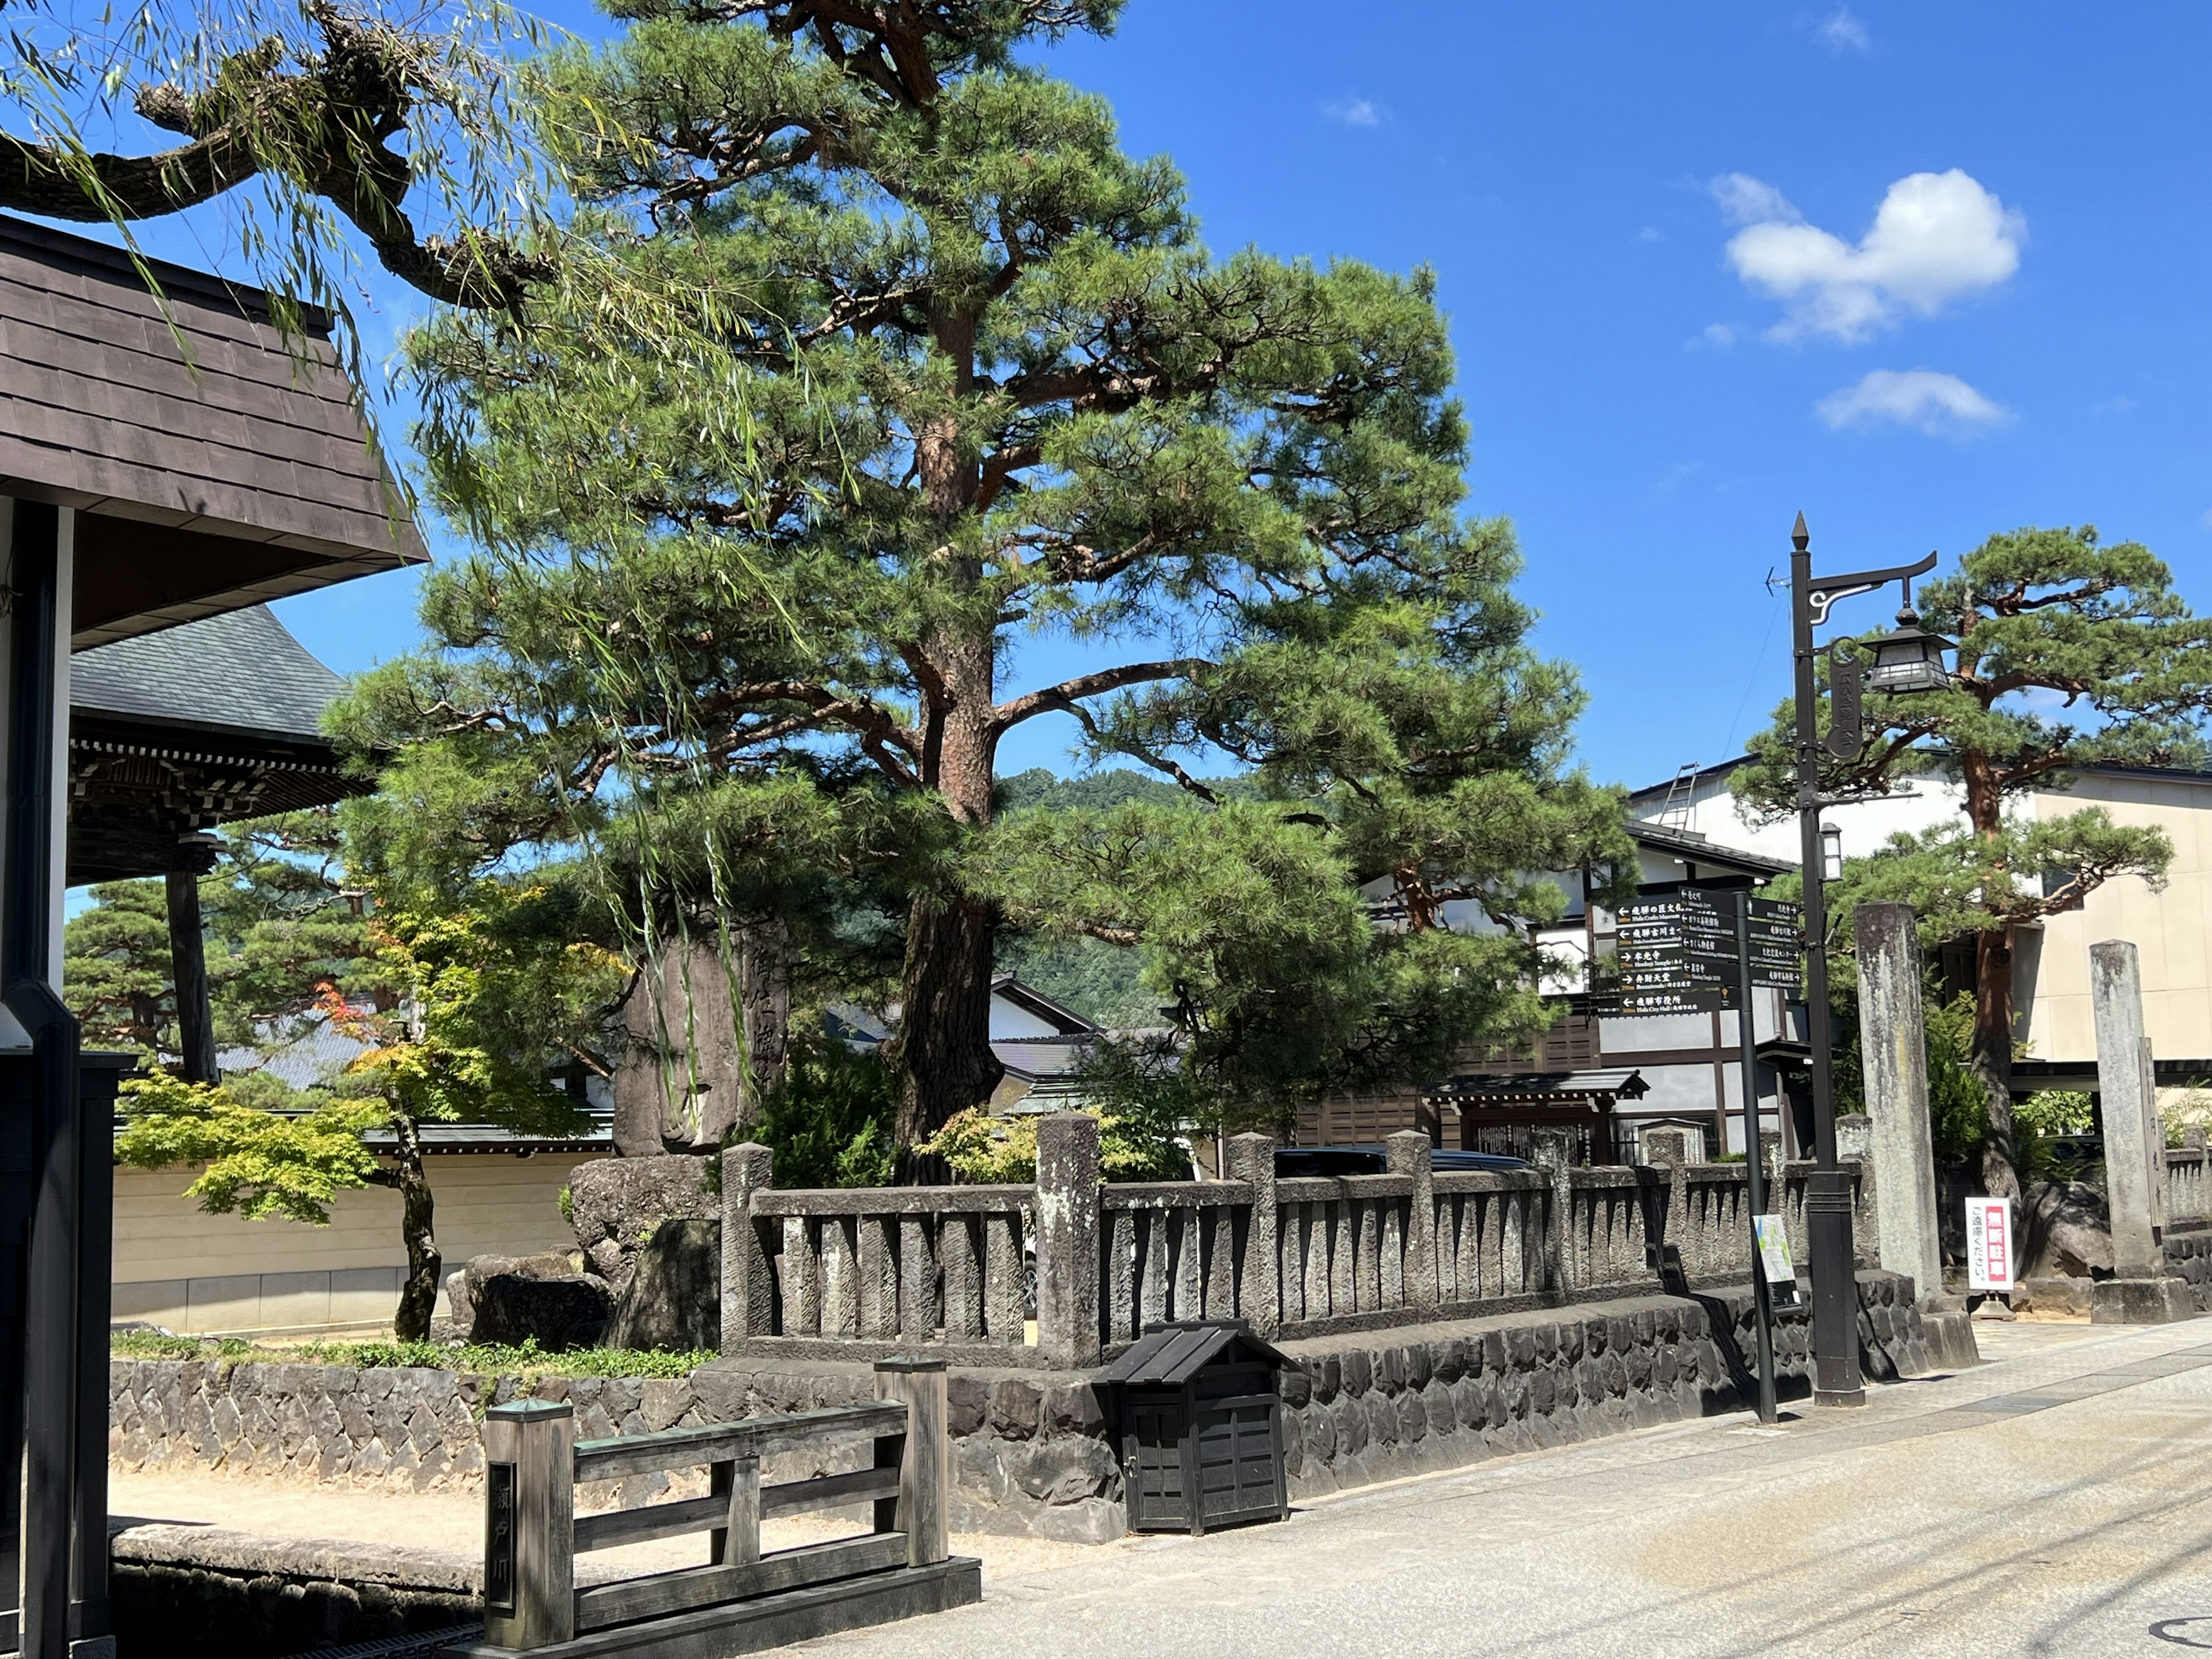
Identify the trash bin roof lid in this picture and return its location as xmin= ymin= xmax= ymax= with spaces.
xmin=1099 ymin=1319 xmax=1294 ymax=1387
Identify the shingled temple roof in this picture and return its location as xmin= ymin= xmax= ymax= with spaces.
xmin=71 ymin=604 xmax=347 ymax=741
xmin=0 ymin=214 xmax=427 ymax=649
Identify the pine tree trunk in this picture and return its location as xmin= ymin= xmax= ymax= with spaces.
xmin=373 ymin=1114 xmax=442 ymax=1341
xmin=1961 ymin=759 xmax=2021 ymax=1198
xmin=888 ymin=890 xmax=1003 ymax=1172
xmin=1974 ymin=927 xmax=2021 ymax=1199
xmin=885 ymin=349 xmax=1007 ymax=1174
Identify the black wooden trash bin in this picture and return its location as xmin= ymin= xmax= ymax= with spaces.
xmin=1101 ymin=1319 xmax=1293 ymax=1536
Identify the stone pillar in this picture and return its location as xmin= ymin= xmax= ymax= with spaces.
xmin=1530 ymin=1129 xmax=1576 ymax=1298
xmin=1642 ymin=1129 xmax=1691 ymax=1292
xmin=1853 ymin=904 xmax=1943 ymax=1301
xmin=2091 ymin=940 xmax=2191 ymax=1321
xmin=1225 ymin=1132 xmax=1281 ymax=1335
xmin=719 ymin=1142 xmax=776 ymax=1349
xmin=1386 ymin=1131 xmax=1438 ymax=1309
xmin=1036 ymin=1113 xmax=1102 ymax=1367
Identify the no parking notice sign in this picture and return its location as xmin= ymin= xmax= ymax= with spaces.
xmin=1966 ymin=1196 xmax=2014 ymax=1292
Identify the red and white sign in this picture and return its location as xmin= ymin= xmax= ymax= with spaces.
xmin=1966 ymin=1196 xmax=2014 ymax=1293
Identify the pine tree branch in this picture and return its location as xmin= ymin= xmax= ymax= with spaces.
xmin=991 ymin=659 xmax=1205 ymax=733
xmin=2 ymin=5 xmax=548 ymax=311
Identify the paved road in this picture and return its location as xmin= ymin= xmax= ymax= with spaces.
xmin=801 ymin=1319 xmax=2212 ymax=1659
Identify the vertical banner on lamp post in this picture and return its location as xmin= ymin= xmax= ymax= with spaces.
xmin=1965 ymin=1197 xmax=2014 ymax=1293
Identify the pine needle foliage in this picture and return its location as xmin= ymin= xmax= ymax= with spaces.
xmin=352 ymin=0 xmax=1628 ymax=1158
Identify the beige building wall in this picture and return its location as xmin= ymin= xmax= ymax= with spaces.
xmin=2021 ymin=772 xmax=2212 ymax=1066
xmin=114 ymin=1152 xmax=584 ymax=1337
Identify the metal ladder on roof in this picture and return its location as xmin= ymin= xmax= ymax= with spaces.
xmin=1654 ymin=762 xmax=1700 ymax=832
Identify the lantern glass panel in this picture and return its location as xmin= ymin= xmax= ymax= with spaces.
xmin=1865 ymin=630 xmax=1953 ymax=695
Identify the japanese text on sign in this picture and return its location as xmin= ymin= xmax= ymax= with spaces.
xmin=1965 ymin=1196 xmax=2013 ymax=1293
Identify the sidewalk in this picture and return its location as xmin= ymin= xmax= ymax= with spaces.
xmin=778 ymin=1316 xmax=2212 ymax=1657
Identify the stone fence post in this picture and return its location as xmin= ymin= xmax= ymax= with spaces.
xmin=1386 ymin=1131 xmax=1438 ymax=1310
xmin=1035 ymin=1113 xmax=1102 ymax=1367
xmin=2091 ymin=940 xmax=2189 ymax=1322
xmin=1225 ymin=1132 xmax=1281 ymax=1335
xmin=1530 ymin=1129 xmax=1575 ymax=1298
xmin=1853 ymin=903 xmax=1941 ymax=1302
xmin=1643 ymin=1128 xmax=1691 ymax=1268
xmin=719 ymin=1142 xmax=776 ymax=1350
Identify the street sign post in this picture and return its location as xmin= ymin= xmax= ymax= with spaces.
xmin=1607 ymin=886 xmax=1809 ymax=1423
xmin=1605 ymin=888 xmax=1802 ymax=1014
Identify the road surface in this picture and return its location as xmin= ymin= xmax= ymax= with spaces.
xmin=799 ymin=1318 xmax=2212 ymax=1658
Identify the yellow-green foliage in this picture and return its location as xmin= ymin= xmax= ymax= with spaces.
xmin=918 ymin=1108 xmax=1177 ymax=1184
xmin=115 ymin=1072 xmax=388 ymax=1224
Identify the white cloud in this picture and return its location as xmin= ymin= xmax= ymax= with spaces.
xmin=1322 ymin=94 xmax=1382 ymax=128
xmin=1639 ymin=225 xmax=1664 ymax=243
xmin=1711 ymin=172 xmax=1800 ymax=228
xmin=1815 ymin=8 xmax=1871 ymax=52
xmin=1721 ymin=169 xmax=2024 ymax=342
xmin=1694 ymin=322 xmax=1740 ymax=350
xmin=1816 ymin=369 xmax=2011 ymax=435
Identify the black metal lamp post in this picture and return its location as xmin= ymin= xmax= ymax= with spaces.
xmin=1788 ymin=513 xmax=1951 ymax=1408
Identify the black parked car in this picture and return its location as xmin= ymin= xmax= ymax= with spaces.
xmin=1272 ymin=1144 xmax=1531 ymax=1177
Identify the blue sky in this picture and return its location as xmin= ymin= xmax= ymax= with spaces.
xmin=96 ymin=1 xmax=2212 ymax=793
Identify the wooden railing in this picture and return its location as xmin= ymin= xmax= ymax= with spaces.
xmin=718 ymin=1120 xmax=1876 ymax=1369
xmin=468 ymin=1359 xmax=959 ymax=1654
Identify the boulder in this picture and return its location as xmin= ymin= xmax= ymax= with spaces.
xmin=567 ymin=1156 xmax=718 ymax=1301
xmin=2020 ymin=1181 xmax=2114 ymax=1280
xmin=472 ymin=1274 xmax=612 ymax=1351
xmin=447 ymin=1251 xmax=579 ymax=1337
xmin=606 ymin=1218 xmax=722 ymax=1353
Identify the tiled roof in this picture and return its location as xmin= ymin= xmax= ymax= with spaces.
xmin=71 ymin=604 xmax=347 ymax=741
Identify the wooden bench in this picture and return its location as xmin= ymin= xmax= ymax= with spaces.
xmin=444 ymin=1358 xmax=979 ymax=1657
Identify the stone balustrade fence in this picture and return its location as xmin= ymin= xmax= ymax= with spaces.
xmin=2167 ymin=1132 xmax=2209 ymax=1224
xmin=719 ymin=1117 xmax=1874 ymax=1369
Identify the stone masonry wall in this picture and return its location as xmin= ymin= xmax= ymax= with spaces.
xmin=109 ymin=1526 xmax=479 ymax=1659
xmin=109 ymin=1272 xmax=1936 ymax=1548
xmin=2165 ymin=1225 xmax=2212 ymax=1312
xmin=1276 ymin=1271 xmax=1935 ymax=1497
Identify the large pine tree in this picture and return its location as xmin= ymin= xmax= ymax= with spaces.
xmin=372 ymin=1 xmax=1623 ymax=1154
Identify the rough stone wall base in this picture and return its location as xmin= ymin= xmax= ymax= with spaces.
xmin=1275 ymin=1270 xmax=1937 ymax=1499
xmin=108 ymin=1525 xmax=479 ymax=1659
xmin=2092 ymin=1276 xmax=2196 ymax=1325
xmin=2162 ymin=1226 xmax=2212 ymax=1312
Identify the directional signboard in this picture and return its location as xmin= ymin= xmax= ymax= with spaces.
xmin=1599 ymin=888 xmax=1804 ymax=1014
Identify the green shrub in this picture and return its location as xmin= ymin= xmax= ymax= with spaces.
xmin=746 ymin=1019 xmax=897 ymax=1187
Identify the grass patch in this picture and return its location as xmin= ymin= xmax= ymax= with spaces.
xmin=111 ymin=1331 xmax=255 ymax=1362
xmin=110 ymin=1331 xmax=713 ymax=1379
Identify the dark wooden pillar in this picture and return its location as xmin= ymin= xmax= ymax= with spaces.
xmin=166 ymin=868 xmax=218 ymax=1085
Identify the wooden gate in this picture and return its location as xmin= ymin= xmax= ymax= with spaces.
xmin=445 ymin=1358 xmax=978 ymax=1657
